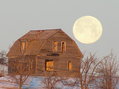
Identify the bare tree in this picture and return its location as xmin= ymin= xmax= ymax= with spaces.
xmin=78 ymin=54 xmax=102 ymax=89
xmin=0 ymin=50 xmax=7 ymax=76
xmin=9 ymin=57 xmax=31 ymax=89
xmin=42 ymin=71 xmax=66 ymax=89
xmin=95 ymin=53 xmax=119 ymax=89
xmin=62 ymin=54 xmax=101 ymax=89
xmin=0 ymin=50 xmax=7 ymax=64
xmin=7 ymin=40 xmax=33 ymax=89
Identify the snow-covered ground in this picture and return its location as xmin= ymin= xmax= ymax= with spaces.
xmin=0 ymin=76 xmax=78 ymax=89
xmin=0 ymin=76 xmax=119 ymax=89
xmin=0 ymin=64 xmax=8 ymax=75
xmin=0 ymin=76 xmax=18 ymax=89
xmin=0 ymin=76 xmax=41 ymax=89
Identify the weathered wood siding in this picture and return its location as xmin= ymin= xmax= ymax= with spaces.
xmin=35 ymin=30 xmax=82 ymax=76
xmin=7 ymin=29 xmax=83 ymax=77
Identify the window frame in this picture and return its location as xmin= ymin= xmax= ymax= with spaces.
xmin=21 ymin=41 xmax=27 ymax=53
xmin=45 ymin=60 xmax=54 ymax=71
xmin=52 ymin=41 xmax=58 ymax=52
xmin=61 ymin=41 xmax=66 ymax=52
xmin=67 ymin=61 xmax=72 ymax=71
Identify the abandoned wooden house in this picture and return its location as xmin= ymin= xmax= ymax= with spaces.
xmin=7 ymin=29 xmax=83 ymax=77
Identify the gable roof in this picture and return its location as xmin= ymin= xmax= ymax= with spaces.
xmin=7 ymin=29 xmax=83 ymax=58
xmin=20 ymin=29 xmax=60 ymax=40
xmin=7 ymin=29 xmax=69 ymax=57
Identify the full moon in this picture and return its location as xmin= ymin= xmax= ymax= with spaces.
xmin=73 ymin=16 xmax=103 ymax=44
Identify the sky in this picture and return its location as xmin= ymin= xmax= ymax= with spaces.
xmin=0 ymin=0 xmax=119 ymax=57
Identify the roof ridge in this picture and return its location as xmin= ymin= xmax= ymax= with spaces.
xmin=20 ymin=29 xmax=63 ymax=40
xmin=30 ymin=28 xmax=61 ymax=32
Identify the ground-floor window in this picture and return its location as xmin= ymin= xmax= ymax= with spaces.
xmin=68 ymin=61 xmax=72 ymax=71
xmin=45 ymin=60 xmax=54 ymax=71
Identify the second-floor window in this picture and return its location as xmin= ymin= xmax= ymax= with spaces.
xmin=52 ymin=41 xmax=58 ymax=52
xmin=21 ymin=41 xmax=26 ymax=53
xmin=61 ymin=41 xmax=66 ymax=52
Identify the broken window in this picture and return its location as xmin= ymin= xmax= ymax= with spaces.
xmin=52 ymin=41 xmax=58 ymax=52
xmin=45 ymin=60 xmax=54 ymax=71
xmin=61 ymin=41 xmax=66 ymax=52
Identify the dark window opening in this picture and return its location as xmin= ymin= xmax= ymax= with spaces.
xmin=61 ymin=41 xmax=66 ymax=52
xmin=45 ymin=60 xmax=54 ymax=71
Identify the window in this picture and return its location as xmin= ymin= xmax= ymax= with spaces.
xmin=68 ymin=61 xmax=72 ymax=71
xmin=52 ymin=41 xmax=58 ymax=52
xmin=21 ymin=41 xmax=26 ymax=53
xmin=45 ymin=60 xmax=54 ymax=71
xmin=61 ymin=41 xmax=66 ymax=52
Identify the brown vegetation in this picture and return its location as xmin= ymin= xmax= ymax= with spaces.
xmin=62 ymin=53 xmax=119 ymax=89
xmin=95 ymin=53 xmax=119 ymax=89
xmin=8 ymin=53 xmax=30 ymax=89
xmin=42 ymin=71 xmax=67 ymax=89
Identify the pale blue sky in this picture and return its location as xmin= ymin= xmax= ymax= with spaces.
xmin=0 ymin=0 xmax=119 ymax=57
